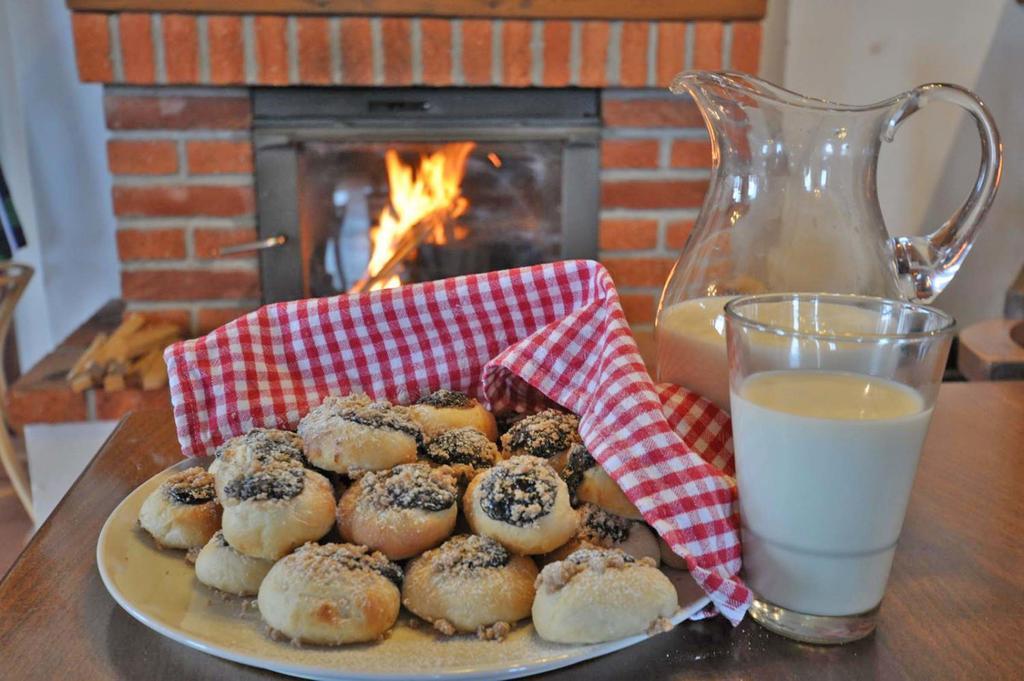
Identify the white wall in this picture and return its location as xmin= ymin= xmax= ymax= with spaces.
xmin=777 ymin=0 xmax=1023 ymax=326
xmin=0 ymin=0 xmax=119 ymax=369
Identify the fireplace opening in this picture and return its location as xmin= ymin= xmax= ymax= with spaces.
xmin=252 ymin=88 xmax=600 ymax=303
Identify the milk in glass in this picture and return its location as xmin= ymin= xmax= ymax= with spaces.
xmin=731 ymin=370 xmax=932 ymax=616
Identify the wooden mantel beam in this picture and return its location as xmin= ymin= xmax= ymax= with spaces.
xmin=66 ymin=0 xmax=767 ymax=21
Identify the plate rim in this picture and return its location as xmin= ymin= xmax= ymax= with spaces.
xmin=96 ymin=459 xmax=712 ymax=681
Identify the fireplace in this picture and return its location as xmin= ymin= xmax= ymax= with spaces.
xmin=66 ymin=5 xmax=764 ymax=358
xmin=251 ymin=88 xmax=599 ymax=302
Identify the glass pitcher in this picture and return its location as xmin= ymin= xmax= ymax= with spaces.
xmin=655 ymin=71 xmax=1001 ymax=409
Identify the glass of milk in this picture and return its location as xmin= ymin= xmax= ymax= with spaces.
xmin=724 ymin=293 xmax=955 ymax=644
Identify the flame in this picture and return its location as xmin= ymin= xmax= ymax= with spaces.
xmin=365 ymin=142 xmax=475 ymax=290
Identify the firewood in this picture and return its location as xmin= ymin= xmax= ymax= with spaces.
xmin=68 ymin=332 xmax=108 ymax=393
xmin=67 ymin=315 xmax=182 ymax=393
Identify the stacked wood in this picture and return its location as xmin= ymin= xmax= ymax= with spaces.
xmin=67 ymin=314 xmax=183 ymax=392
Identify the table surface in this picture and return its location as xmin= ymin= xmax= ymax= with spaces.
xmin=2 ymin=381 xmax=1022 ymax=680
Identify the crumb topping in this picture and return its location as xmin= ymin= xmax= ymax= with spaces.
xmin=536 ymin=547 xmax=653 ymax=593
xmin=478 ymin=456 xmax=559 ymax=526
xmin=424 ymin=428 xmax=498 ymax=468
xmin=429 ymin=535 xmax=510 ymax=576
xmin=646 ymin=617 xmax=674 ymax=636
xmin=416 ymin=389 xmax=474 ymax=409
xmin=163 ymin=466 xmax=216 ymax=505
xmin=560 ymin=444 xmax=596 ymax=504
xmin=288 ymin=542 xmax=403 ymax=587
xmin=215 ymin=428 xmax=306 ymax=467
xmin=477 ymin=621 xmax=512 ymax=641
xmin=223 ymin=460 xmax=305 ymax=501
xmin=433 ymin=619 xmax=457 ymax=636
xmin=500 ymin=409 xmax=581 ymax=459
xmin=578 ymin=503 xmax=631 ymax=545
xmin=360 ymin=463 xmax=457 ymax=513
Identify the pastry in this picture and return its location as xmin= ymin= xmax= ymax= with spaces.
xmin=210 ymin=428 xmax=306 ymax=502
xmin=499 ymin=409 xmax=581 ymax=472
xmin=138 ymin=466 xmax=221 ymax=549
xmin=543 ymin=503 xmax=660 ymax=564
xmin=562 ymin=444 xmax=642 ymax=520
xmin=298 ymin=394 xmax=422 ymax=474
xmin=403 ymin=534 xmax=537 ymax=638
xmin=194 ymin=530 xmax=274 ymax=596
xmin=220 ymin=456 xmax=335 ymax=559
xmin=421 ymin=427 xmax=499 ymax=484
xmin=408 ymin=389 xmax=498 ymax=441
xmin=532 ymin=548 xmax=678 ymax=644
xmin=658 ymin=536 xmax=689 ymax=570
xmin=337 ymin=463 xmax=459 ymax=560
xmin=257 ymin=542 xmax=402 ymax=645
xmin=463 ymin=456 xmax=577 ymax=555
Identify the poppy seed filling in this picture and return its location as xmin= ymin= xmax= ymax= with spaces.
xmin=338 ymin=407 xmax=424 ymax=449
xmin=424 ymin=428 xmax=496 ymax=467
xmin=224 ymin=465 xmax=304 ymax=501
xmin=416 ymin=389 xmax=473 ymax=409
xmin=561 ymin=443 xmax=596 ymax=503
xmin=580 ymin=504 xmax=631 ymax=544
xmin=479 ymin=465 xmax=558 ymax=526
xmin=434 ymin=535 xmax=510 ymax=574
xmin=362 ymin=464 xmax=457 ymax=512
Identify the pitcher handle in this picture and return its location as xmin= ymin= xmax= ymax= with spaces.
xmin=882 ymin=84 xmax=1002 ymax=303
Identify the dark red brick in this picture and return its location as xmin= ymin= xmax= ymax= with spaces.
xmin=112 ymin=185 xmax=254 ymax=217
xmin=122 ymin=269 xmax=260 ymax=301
xmin=105 ymin=95 xmax=251 ymax=130
xmin=601 ymin=179 xmax=709 ymax=209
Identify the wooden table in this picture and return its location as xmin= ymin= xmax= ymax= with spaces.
xmin=2 ymin=382 xmax=1022 ymax=680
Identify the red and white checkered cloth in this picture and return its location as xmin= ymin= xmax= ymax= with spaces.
xmin=165 ymin=259 xmax=751 ymax=624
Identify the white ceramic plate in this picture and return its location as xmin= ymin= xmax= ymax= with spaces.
xmin=97 ymin=458 xmax=711 ymax=681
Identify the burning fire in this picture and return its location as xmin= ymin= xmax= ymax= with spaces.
xmin=364 ymin=142 xmax=475 ymax=291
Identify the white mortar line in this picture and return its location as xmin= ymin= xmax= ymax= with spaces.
xmin=410 ymin=18 xmax=423 ymax=84
xmin=113 ymin=174 xmax=255 ymax=187
xmin=451 ymin=19 xmax=465 ymax=85
xmin=684 ymin=23 xmax=696 ymax=71
xmin=530 ymin=20 xmax=544 ymax=86
xmin=491 ymin=19 xmax=503 ymax=85
xmin=242 ymin=16 xmax=257 ymax=84
xmin=286 ymin=16 xmax=299 ymax=84
xmin=370 ymin=17 xmax=384 ymax=85
xmin=722 ymin=23 xmax=734 ymax=70
xmin=568 ymin=21 xmax=581 ymax=85
xmin=109 ymin=14 xmax=124 ymax=82
xmin=152 ymin=15 xmax=167 ymax=84
xmin=197 ymin=16 xmax=210 ymax=84
xmin=600 ymin=168 xmax=710 ymax=181
xmin=606 ymin=21 xmax=622 ymax=87
xmin=646 ymin=22 xmax=658 ymax=87
xmin=329 ymin=17 xmax=342 ymax=84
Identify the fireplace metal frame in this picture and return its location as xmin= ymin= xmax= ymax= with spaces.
xmin=252 ymin=87 xmax=601 ymax=303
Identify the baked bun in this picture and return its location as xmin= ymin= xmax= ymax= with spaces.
xmin=463 ymin=456 xmax=577 ymax=555
xmin=298 ymin=394 xmax=422 ymax=474
xmin=532 ymin=548 xmax=678 ymax=644
xmin=138 ymin=466 xmax=221 ymax=549
xmin=543 ymin=503 xmax=660 ymax=564
xmin=408 ymin=390 xmax=498 ymax=441
xmin=562 ymin=444 xmax=642 ymax=520
xmin=220 ymin=457 xmax=335 ymax=559
xmin=422 ymin=427 xmax=499 ymax=484
xmin=499 ymin=409 xmax=581 ymax=472
xmin=337 ymin=463 xmax=458 ymax=560
xmin=194 ymin=530 xmax=274 ymax=596
xmin=210 ymin=429 xmax=306 ymax=502
xmin=258 ymin=542 xmax=402 ymax=645
xmin=403 ymin=534 xmax=537 ymax=638
xmin=658 ymin=536 xmax=689 ymax=570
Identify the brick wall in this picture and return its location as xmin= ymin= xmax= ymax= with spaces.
xmin=106 ymin=89 xmax=261 ymax=333
xmin=71 ymin=11 xmax=761 ymax=342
